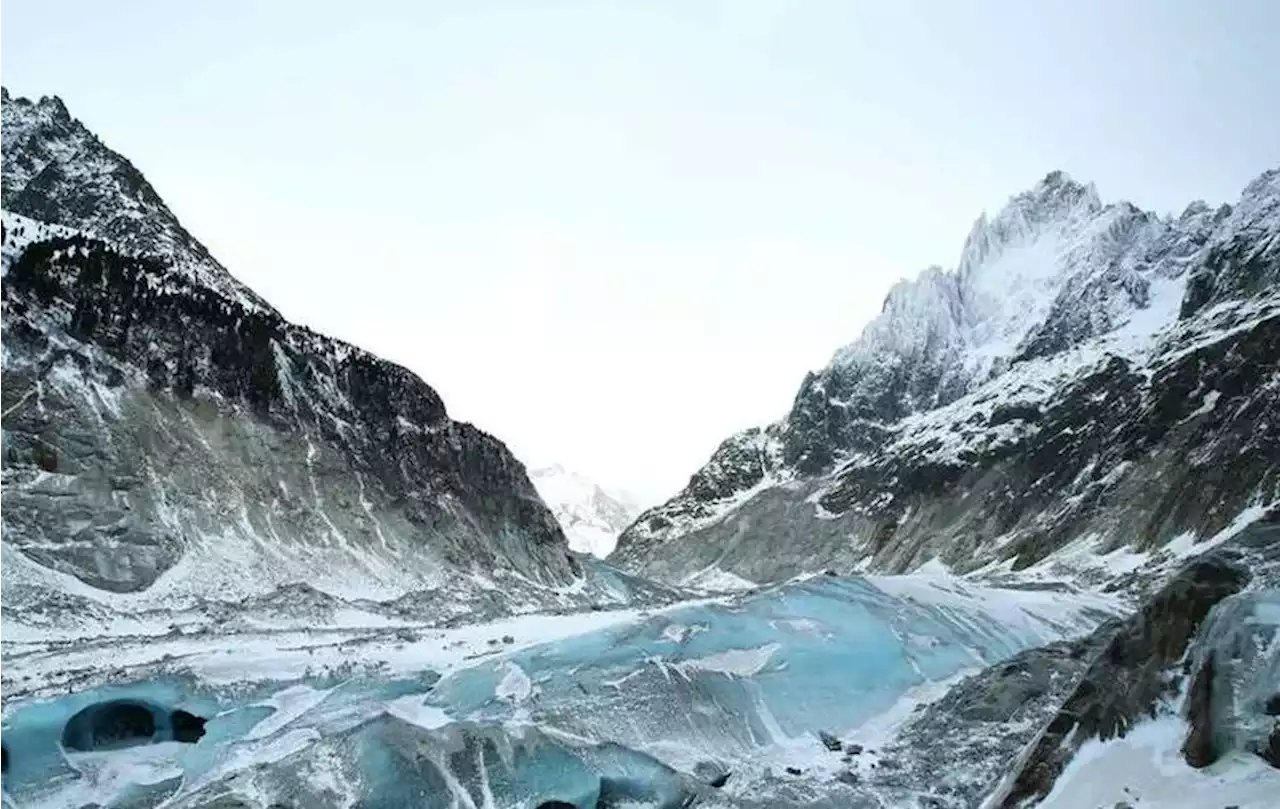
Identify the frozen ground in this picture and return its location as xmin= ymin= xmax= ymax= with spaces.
xmin=1 ymin=572 xmax=1120 ymax=808
xmin=1034 ymin=715 xmax=1276 ymax=809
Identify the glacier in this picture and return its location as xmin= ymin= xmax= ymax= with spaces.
xmin=0 ymin=573 xmax=1116 ymax=808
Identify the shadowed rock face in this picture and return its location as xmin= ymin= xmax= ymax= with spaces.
xmin=1181 ymin=652 xmax=1218 ymax=767
xmin=992 ymin=553 xmax=1251 ymax=808
xmin=1 ymin=90 xmax=575 ymax=600
xmin=2 ymin=232 xmax=575 ymax=596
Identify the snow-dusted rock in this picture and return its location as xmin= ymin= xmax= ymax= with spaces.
xmin=2 ymin=88 xmax=271 ymax=311
xmin=615 ymin=168 xmax=1280 ymax=591
xmin=0 ymin=89 xmax=581 ymax=623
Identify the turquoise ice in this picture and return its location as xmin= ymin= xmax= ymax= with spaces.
xmin=0 ymin=574 xmax=1112 ymax=808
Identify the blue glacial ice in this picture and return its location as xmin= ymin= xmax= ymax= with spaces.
xmin=0 ymin=574 xmax=1116 ymax=808
xmin=1184 ymin=587 xmax=1280 ymax=762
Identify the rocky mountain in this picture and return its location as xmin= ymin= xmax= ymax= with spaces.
xmin=1 ymin=88 xmax=271 ymax=312
xmin=0 ymin=90 xmax=584 ymax=630
xmin=2 ymin=86 xmax=1276 ymax=809
xmin=614 ymin=168 xmax=1280 ymax=589
xmin=529 ymin=464 xmax=641 ymax=557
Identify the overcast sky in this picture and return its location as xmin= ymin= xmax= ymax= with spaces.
xmin=4 ymin=1 xmax=1277 ymax=503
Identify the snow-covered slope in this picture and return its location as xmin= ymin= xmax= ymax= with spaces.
xmin=615 ymin=168 xmax=1280 ymax=591
xmin=1 ymin=210 xmax=84 ymax=273
xmin=529 ymin=464 xmax=642 ymax=557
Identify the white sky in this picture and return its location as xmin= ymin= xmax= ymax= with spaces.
xmin=3 ymin=1 xmax=1277 ymax=504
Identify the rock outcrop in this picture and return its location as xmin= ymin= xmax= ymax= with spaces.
xmin=991 ymin=554 xmax=1250 ymax=807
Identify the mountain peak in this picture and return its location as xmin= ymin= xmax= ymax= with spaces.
xmin=38 ymin=93 xmax=71 ymax=122
xmin=1 ymin=88 xmax=273 ymax=312
xmin=1035 ymin=168 xmax=1083 ymax=193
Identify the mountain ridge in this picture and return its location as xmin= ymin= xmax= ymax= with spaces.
xmin=0 ymin=88 xmax=582 ymax=623
xmin=613 ymin=167 xmax=1280 ymax=591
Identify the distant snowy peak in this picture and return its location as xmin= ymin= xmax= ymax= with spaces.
xmin=833 ymin=171 xmax=1133 ymax=377
xmin=529 ymin=465 xmax=641 ymax=558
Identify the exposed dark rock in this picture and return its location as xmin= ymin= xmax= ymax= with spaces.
xmin=2 ymin=91 xmax=271 ymax=309
xmin=0 ymin=88 xmax=586 ymax=630
xmin=694 ymin=760 xmax=731 ymax=788
xmin=785 ymin=766 xmax=804 ymax=776
xmin=1 ymin=89 xmax=576 ymax=599
xmin=1181 ymin=653 xmax=1218 ymax=767
xmin=1261 ymin=725 xmax=1280 ymax=768
xmin=819 ymin=730 xmax=843 ymax=751
xmin=942 ymin=648 xmax=1068 ymax=723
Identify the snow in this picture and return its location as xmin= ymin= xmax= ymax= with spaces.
xmin=681 ymin=566 xmax=760 ymax=593
xmin=529 ymin=464 xmax=642 ymax=557
xmin=1034 ymin=715 xmax=1276 ymax=809
xmin=495 ymin=661 xmax=535 ymax=703
xmin=676 ymin=643 xmax=782 ymax=678
xmin=2 ymin=210 xmax=86 ymax=274
xmin=964 ymin=234 xmax=1069 ymax=379
xmin=864 ymin=570 xmax=1121 ymax=637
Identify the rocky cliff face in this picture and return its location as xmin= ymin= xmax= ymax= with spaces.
xmin=615 ymin=169 xmax=1280 ymax=589
xmin=0 ymin=90 xmax=577 ymax=621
